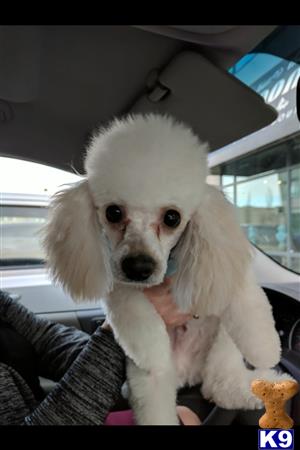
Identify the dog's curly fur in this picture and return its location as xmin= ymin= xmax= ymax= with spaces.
xmin=43 ymin=114 xmax=291 ymax=425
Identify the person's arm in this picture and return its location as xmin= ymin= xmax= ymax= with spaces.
xmin=0 ymin=290 xmax=92 ymax=380
xmin=24 ymin=326 xmax=125 ymax=425
xmin=0 ymin=291 xmax=125 ymax=425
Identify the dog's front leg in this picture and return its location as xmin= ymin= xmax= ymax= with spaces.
xmin=105 ymin=285 xmax=179 ymax=425
xmin=126 ymin=358 xmax=178 ymax=425
xmin=222 ymin=271 xmax=281 ymax=369
xmin=201 ymin=322 xmax=293 ymax=410
xmin=201 ymin=323 xmax=264 ymax=410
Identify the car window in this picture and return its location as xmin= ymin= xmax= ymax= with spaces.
xmin=0 ymin=157 xmax=81 ymax=269
xmin=209 ymin=26 xmax=300 ymax=274
xmin=1 ymin=204 xmax=48 ymax=267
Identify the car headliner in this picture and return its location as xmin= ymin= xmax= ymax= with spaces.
xmin=0 ymin=25 xmax=278 ymax=173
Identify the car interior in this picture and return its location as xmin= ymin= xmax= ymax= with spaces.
xmin=0 ymin=25 xmax=300 ymax=426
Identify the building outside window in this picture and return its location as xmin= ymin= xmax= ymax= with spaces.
xmin=210 ymin=26 xmax=300 ymax=274
xmin=212 ymin=138 xmax=300 ymax=273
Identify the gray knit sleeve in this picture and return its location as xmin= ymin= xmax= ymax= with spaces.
xmin=0 ymin=291 xmax=126 ymax=425
xmin=24 ymin=328 xmax=125 ymax=425
xmin=0 ymin=290 xmax=91 ymax=380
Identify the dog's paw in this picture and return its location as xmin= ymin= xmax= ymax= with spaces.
xmin=201 ymin=379 xmax=263 ymax=410
xmin=248 ymin=368 xmax=295 ymax=384
xmin=201 ymin=366 xmax=295 ymax=410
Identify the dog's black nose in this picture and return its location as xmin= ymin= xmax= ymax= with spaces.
xmin=121 ymin=254 xmax=156 ymax=281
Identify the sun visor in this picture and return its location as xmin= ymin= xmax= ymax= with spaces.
xmin=130 ymin=51 xmax=277 ymax=152
xmin=0 ymin=26 xmax=41 ymax=103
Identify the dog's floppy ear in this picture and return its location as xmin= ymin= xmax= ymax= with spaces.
xmin=42 ymin=180 xmax=112 ymax=301
xmin=172 ymin=184 xmax=252 ymax=315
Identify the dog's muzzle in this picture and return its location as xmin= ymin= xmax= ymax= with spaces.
xmin=121 ymin=254 xmax=156 ymax=282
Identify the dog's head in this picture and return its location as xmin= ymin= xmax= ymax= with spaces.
xmin=43 ymin=114 xmax=251 ymax=312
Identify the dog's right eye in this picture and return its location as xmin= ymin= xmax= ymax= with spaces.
xmin=106 ymin=205 xmax=123 ymax=223
xmin=163 ymin=209 xmax=181 ymax=228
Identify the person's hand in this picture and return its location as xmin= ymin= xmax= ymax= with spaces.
xmin=143 ymin=277 xmax=192 ymax=328
xmin=176 ymin=406 xmax=202 ymax=425
xmin=101 ymin=319 xmax=113 ymax=332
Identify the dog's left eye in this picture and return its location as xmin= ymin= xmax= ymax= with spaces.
xmin=163 ymin=210 xmax=181 ymax=228
xmin=106 ymin=204 xmax=123 ymax=223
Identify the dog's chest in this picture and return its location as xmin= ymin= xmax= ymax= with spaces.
xmin=168 ymin=316 xmax=220 ymax=388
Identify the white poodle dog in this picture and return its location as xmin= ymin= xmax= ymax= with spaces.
xmin=43 ymin=114 xmax=290 ymax=425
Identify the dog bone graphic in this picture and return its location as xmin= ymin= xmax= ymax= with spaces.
xmin=251 ymin=379 xmax=299 ymax=429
